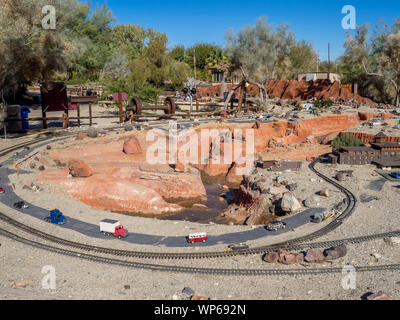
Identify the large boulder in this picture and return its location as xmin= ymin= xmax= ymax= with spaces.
xmin=68 ymin=160 xmax=93 ymax=178
xmin=123 ymin=137 xmax=142 ymax=154
xmin=280 ymin=192 xmax=302 ymax=213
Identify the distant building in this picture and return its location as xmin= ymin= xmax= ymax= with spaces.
xmin=298 ymin=72 xmax=341 ymax=83
xmin=208 ymin=63 xmax=239 ymax=85
xmin=328 ymin=132 xmax=400 ymax=168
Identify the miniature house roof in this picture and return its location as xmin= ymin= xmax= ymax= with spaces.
xmin=375 ymin=131 xmax=388 ymax=138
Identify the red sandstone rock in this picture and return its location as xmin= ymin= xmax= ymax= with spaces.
xmin=366 ymin=291 xmax=391 ymax=300
xmin=68 ymin=160 xmax=93 ymax=178
xmin=123 ymin=137 xmax=142 ymax=154
xmin=76 ymin=133 xmax=86 ymax=140
xmin=263 ymin=251 xmax=279 ymax=263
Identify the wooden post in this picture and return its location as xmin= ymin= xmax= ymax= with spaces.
xmin=89 ymin=102 xmax=93 ymax=127
xmin=42 ymin=110 xmax=47 ymax=129
xmin=237 ymin=84 xmax=244 ymax=114
xmin=196 ymin=100 xmax=199 ymax=112
xmin=245 ymin=87 xmax=249 ymax=113
xmin=77 ymin=103 xmax=81 ymax=127
xmin=62 ymin=112 xmax=69 ymax=129
xmin=118 ymin=93 xmax=123 ymax=124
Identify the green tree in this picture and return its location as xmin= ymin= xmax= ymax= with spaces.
xmin=0 ymin=0 xmax=87 ymax=102
xmin=332 ymin=134 xmax=364 ymax=150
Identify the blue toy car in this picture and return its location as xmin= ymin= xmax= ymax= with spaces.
xmin=390 ymin=172 xmax=400 ymax=179
xmin=45 ymin=209 xmax=67 ymax=225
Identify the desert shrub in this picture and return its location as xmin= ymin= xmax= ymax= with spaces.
xmin=332 ymin=134 xmax=364 ymax=150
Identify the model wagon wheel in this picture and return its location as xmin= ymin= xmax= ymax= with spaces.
xmin=163 ymin=97 xmax=176 ymax=115
xmin=128 ymin=97 xmax=142 ymax=116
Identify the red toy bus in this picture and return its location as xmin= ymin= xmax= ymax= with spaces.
xmin=188 ymin=232 xmax=208 ymax=243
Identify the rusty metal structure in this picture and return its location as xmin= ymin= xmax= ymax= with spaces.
xmin=125 ymin=96 xmax=176 ymax=121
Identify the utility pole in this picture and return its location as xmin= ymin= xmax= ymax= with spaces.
xmin=328 ymin=43 xmax=331 ymax=80
xmin=193 ymin=48 xmax=197 ymax=83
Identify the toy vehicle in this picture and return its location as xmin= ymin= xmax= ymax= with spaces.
xmin=0 ymin=187 xmax=5 ymax=194
xmin=390 ymin=172 xmax=400 ymax=179
xmin=100 ymin=219 xmax=128 ymax=239
xmin=13 ymin=201 xmax=28 ymax=209
xmin=266 ymin=221 xmax=287 ymax=231
xmin=311 ymin=211 xmax=335 ymax=223
xmin=187 ymin=232 xmax=208 ymax=243
xmin=311 ymin=212 xmax=324 ymax=223
xmin=323 ymin=212 xmax=335 ymax=221
xmin=44 ymin=209 xmax=67 ymax=225
xmin=371 ymin=119 xmax=381 ymax=126
xmin=227 ymin=243 xmax=249 ymax=251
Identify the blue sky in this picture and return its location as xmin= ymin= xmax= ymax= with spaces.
xmin=89 ymin=0 xmax=400 ymax=61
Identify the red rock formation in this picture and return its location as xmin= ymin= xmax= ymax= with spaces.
xmin=123 ymin=137 xmax=142 ymax=154
xmin=68 ymin=160 xmax=93 ymax=178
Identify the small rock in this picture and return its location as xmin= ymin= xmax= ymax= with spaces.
xmin=38 ymin=165 xmax=45 ymax=171
xmin=192 ymin=204 xmax=208 ymax=210
xmin=86 ymin=127 xmax=98 ymax=138
xmin=268 ymin=186 xmax=287 ymax=197
xmin=191 ymin=295 xmax=210 ymax=301
xmin=172 ymin=294 xmax=179 ymax=300
xmin=124 ymin=123 xmax=134 ymax=131
xmin=263 ymin=251 xmax=279 ymax=263
xmin=182 ymin=287 xmax=195 ymax=296
xmin=324 ymin=244 xmax=347 ymax=260
xmin=68 ymin=160 xmax=93 ymax=178
xmin=366 ymin=291 xmax=391 ymax=300
xmin=305 ymin=249 xmax=326 ymax=263
xmin=371 ymin=253 xmax=382 ymax=260
xmin=335 ymin=173 xmax=345 ymax=181
xmin=124 ymin=285 xmax=131 ymax=290
xmin=46 ymin=145 xmax=52 ymax=150
xmin=76 ymin=132 xmax=86 ymax=140
xmin=123 ymin=137 xmax=142 ymax=154
xmin=286 ymin=183 xmax=298 ymax=192
xmin=276 ymin=176 xmax=288 ymax=185
xmin=13 ymin=280 xmax=32 ymax=289
xmin=303 ymin=196 xmax=320 ymax=208
xmin=29 ymin=162 xmax=36 ymax=169
xmin=319 ymin=188 xmax=330 ymax=197
xmin=279 ymin=252 xmax=297 ymax=265
xmin=221 ymin=185 xmax=229 ymax=192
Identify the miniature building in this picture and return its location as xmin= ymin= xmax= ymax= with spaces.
xmin=298 ymin=72 xmax=341 ymax=83
xmin=329 ymin=132 xmax=400 ymax=168
xmin=208 ymin=63 xmax=239 ymax=84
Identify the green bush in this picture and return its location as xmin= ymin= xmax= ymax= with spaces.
xmin=332 ymin=134 xmax=364 ymax=150
xmin=314 ymin=99 xmax=333 ymax=109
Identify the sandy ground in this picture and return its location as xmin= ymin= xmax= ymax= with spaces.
xmin=1 ymin=106 xmax=399 ymax=300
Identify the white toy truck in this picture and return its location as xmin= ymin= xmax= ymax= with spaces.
xmin=99 ymin=219 xmax=128 ymax=239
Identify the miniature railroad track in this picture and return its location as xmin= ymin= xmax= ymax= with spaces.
xmin=1 ymin=228 xmax=399 ymax=275
xmin=1 ymin=127 xmax=400 ymax=275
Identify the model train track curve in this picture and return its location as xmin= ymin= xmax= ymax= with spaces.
xmin=0 ymin=132 xmax=399 ymax=265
